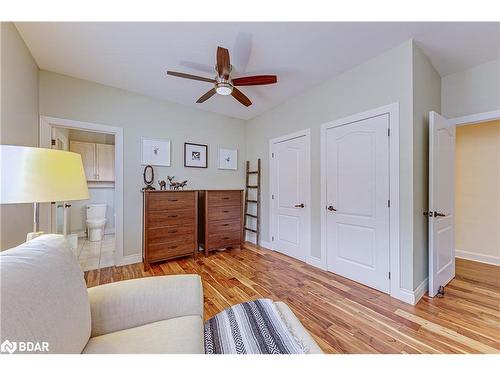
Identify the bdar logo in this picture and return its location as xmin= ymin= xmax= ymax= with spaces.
xmin=1 ymin=340 xmax=17 ymax=354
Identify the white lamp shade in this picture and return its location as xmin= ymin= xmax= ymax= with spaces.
xmin=1 ymin=145 xmax=90 ymax=204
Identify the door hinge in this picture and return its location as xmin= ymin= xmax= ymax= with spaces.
xmin=388 ymin=199 xmax=391 ymax=208
xmin=51 ymin=139 xmax=56 ymax=146
xmin=388 ymin=272 xmax=391 ymax=280
xmin=272 ymin=236 xmax=274 ymax=241
xmin=388 ymin=128 xmax=390 ymax=137
xmin=272 ymin=194 xmax=274 ymax=199
xmin=271 ymin=152 xmax=274 ymax=158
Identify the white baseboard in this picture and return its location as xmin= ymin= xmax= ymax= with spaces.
xmin=391 ymin=288 xmax=415 ymax=305
xmin=456 ymin=249 xmax=500 ymax=266
xmin=260 ymin=240 xmax=272 ymax=249
xmin=413 ymin=277 xmax=428 ymax=304
xmin=306 ymin=256 xmax=327 ymax=270
xmin=117 ymin=253 xmax=142 ymax=266
xmin=392 ymin=278 xmax=428 ymax=305
xmin=244 ymin=234 xmax=272 ymax=250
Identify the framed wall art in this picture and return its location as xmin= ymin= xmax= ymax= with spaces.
xmin=218 ymin=148 xmax=237 ymax=170
xmin=141 ymin=138 xmax=171 ymax=166
xmin=184 ymin=142 xmax=208 ymax=168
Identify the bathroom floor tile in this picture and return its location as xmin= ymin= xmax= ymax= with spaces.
xmin=76 ymin=234 xmax=116 ymax=271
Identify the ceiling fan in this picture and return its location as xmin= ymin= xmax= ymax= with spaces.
xmin=167 ymin=46 xmax=277 ymax=107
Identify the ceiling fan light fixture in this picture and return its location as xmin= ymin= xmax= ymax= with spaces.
xmin=215 ymin=82 xmax=233 ymax=96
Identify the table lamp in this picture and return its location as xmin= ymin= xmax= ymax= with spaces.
xmin=1 ymin=145 xmax=90 ymax=240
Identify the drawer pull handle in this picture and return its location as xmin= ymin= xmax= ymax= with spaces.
xmin=222 ymin=224 xmax=229 ymax=226
xmin=168 ymin=199 xmax=178 ymax=202
xmin=169 ymin=245 xmax=178 ymax=249
xmin=168 ymin=215 xmax=178 ymax=218
xmin=168 ymin=230 xmax=178 ymax=234
xmin=223 ymin=237 xmax=229 ymax=240
xmin=223 ymin=210 xmax=229 ymax=213
xmin=222 ymin=197 xmax=230 ymax=200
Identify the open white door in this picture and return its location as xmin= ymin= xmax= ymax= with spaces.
xmin=428 ymin=111 xmax=456 ymax=297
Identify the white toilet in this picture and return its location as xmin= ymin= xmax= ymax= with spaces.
xmin=86 ymin=204 xmax=107 ymax=242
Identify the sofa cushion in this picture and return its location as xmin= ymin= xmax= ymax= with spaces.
xmin=0 ymin=235 xmax=91 ymax=353
xmin=82 ymin=315 xmax=204 ymax=354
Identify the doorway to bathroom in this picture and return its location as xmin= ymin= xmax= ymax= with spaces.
xmin=39 ymin=116 xmax=124 ymax=271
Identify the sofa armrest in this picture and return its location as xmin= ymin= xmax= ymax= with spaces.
xmin=87 ymin=274 xmax=203 ymax=337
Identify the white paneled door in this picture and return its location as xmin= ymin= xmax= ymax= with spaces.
xmin=271 ymin=133 xmax=310 ymax=262
xmin=428 ymin=111 xmax=456 ymax=297
xmin=325 ymin=114 xmax=390 ymax=293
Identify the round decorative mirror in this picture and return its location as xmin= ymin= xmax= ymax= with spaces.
xmin=142 ymin=165 xmax=155 ymax=190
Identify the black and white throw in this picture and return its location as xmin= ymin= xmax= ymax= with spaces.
xmin=204 ymin=299 xmax=306 ymax=354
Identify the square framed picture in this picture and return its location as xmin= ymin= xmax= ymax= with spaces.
xmin=141 ymin=138 xmax=171 ymax=166
xmin=184 ymin=142 xmax=208 ymax=168
xmin=218 ymin=148 xmax=238 ymax=170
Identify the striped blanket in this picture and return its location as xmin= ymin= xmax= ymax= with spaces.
xmin=204 ymin=299 xmax=306 ymax=354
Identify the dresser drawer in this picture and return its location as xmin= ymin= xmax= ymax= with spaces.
xmin=148 ymin=208 xmax=194 ymax=228
xmin=149 ymin=192 xmax=195 ymax=211
xmin=148 ymin=241 xmax=195 ymax=262
xmin=148 ymin=225 xmax=195 ymax=245
xmin=207 ymin=229 xmax=241 ymax=250
xmin=207 ymin=191 xmax=242 ymax=207
xmin=207 ymin=205 xmax=241 ymax=221
xmin=208 ymin=219 xmax=241 ymax=235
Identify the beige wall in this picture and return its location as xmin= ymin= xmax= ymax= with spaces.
xmin=39 ymin=70 xmax=246 ymax=257
xmin=412 ymin=43 xmax=441 ymax=288
xmin=0 ymin=22 xmax=39 ymax=250
xmin=456 ymin=120 xmax=500 ymax=265
xmin=442 ymin=59 xmax=500 ymax=118
xmin=245 ymin=40 xmax=416 ymax=290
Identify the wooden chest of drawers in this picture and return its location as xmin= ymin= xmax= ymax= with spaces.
xmin=198 ymin=190 xmax=244 ymax=255
xmin=143 ymin=190 xmax=198 ymax=270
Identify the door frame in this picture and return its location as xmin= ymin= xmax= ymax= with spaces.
xmin=39 ymin=116 xmax=126 ymax=266
xmin=320 ymin=103 xmax=401 ymax=300
xmin=269 ymin=129 xmax=312 ymax=264
xmin=449 ymin=109 xmax=500 ymax=266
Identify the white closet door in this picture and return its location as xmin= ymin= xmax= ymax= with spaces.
xmin=326 ymin=114 xmax=390 ymax=293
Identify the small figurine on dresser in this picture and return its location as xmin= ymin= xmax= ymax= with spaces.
xmin=158 ymin=180 xmax=167 ymax=190
xmin=167 ymin=176 xmax=188 ymax=190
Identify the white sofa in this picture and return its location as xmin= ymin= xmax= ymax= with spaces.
xmin=0 ymin=235 xmax=322 ymax=354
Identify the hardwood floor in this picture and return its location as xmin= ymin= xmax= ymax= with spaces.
xmin=85 ymin=243 xmax=500 ymax=354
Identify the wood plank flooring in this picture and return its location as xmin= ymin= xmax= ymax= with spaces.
xmin=85 ymin=243 xmax=500 ymax=354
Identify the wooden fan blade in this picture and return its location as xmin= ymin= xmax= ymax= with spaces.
xmin=196 ymin=88 xmax=217 ymax=103
xmin=216 ymin=47 xmax=230 ymax=79
xmin=231 ymin=87 xmax=252 ymax=107
xmin=232 ymin=75 xmax=277 ymax=86
xmin=167 ymin=71 xmax=215 ymax=83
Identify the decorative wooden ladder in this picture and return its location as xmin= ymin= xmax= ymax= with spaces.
xmin=244 ymin=159 xmax=261 ymax=246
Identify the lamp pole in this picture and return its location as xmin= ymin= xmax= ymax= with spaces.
xmin=33 ymin=202 xmax=39 ymax=233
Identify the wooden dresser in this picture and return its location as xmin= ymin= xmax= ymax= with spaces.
xmin=198 ymin=190 xmax=244 ymax=255
xmin=143 ymin=190 xmax=198 ymax=270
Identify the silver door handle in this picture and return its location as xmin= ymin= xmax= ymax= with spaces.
xmin=327 ymin=205 xmax=337 ymax=212
xmin=294 ymin=203 xmax=305 ymax=208
xmin=434 ymin=211 xmax=446 ymax=217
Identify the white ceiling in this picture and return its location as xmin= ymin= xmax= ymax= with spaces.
xmin=16 ymin=22 xmax=500 ymax=120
